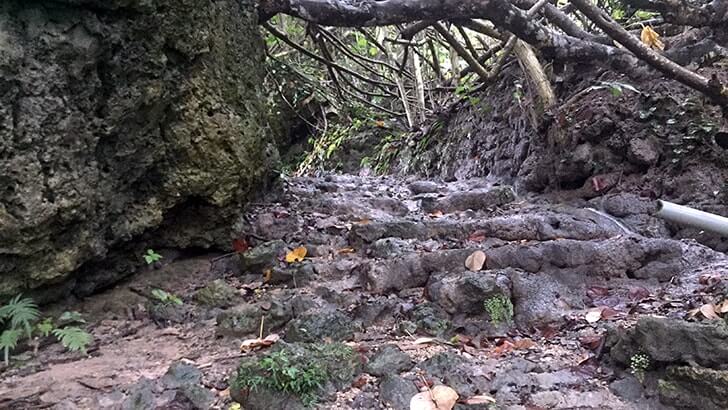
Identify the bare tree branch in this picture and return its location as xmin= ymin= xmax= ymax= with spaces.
xmin=571 ymin=0 xmax=728 ymax=105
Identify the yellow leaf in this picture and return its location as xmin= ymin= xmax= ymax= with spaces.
xmin=640 ymin=26 xmax=664 ymax=51
xmin=263 ymin=269 xmax=272 ymax=283
xmin=464 ymin=251 xmax=486 ymax=272
xmin=285 ymin=246 xmax=307 ymax=263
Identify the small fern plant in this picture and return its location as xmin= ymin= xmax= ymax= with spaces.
xmin=52 ymin=327 xmax=92 ymax=354
xmin=0 ymin=295 xmax=39 ymax=365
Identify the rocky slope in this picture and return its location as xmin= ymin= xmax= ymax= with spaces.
xmin=0 ymin=0 xmax=277 ymax=301
xmin=3 ymin=174 xmax=728 ymax=409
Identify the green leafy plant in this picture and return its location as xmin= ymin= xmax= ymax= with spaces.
xmin=484 ymin=294 xmax=514 ymax=326
xmin=0 ymin=296 xmax=93 ymax=365
xmin=0 ymin=294 xmax=40 ymax=339
xmin=0 ymin=329 xmax=21 ymax=366
xmin=36 ymin=318 xmax=54 ymax=338
xmin=235 ymin=349 xmax=327 ymax=406
xmin=630 ymin=352 xmax=650 ymax=382
xmin=144 ymin=249 xmax=163 ymax=265
xmin=151 ymin=289 xmax=183 ymax=306
xmin=233 ymin=343 xmax=356 ymax=407
xmin=58 ymin=311 xmax=86 ymax=325
xmin=52 ymin=327 xmax=92 ymax=354
xmin=0 ymin=295 xmax=40 ymax=365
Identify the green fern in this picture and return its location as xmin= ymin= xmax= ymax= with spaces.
xmin=0 ymin=329 xmax=21 ymax=365
xmin=36 ymin=318 xmax=54 ymax=338
xmin=52 ymin=327 xmax=92 ymax=354
xmin=0 ymin=295 xmax=40 ymax=339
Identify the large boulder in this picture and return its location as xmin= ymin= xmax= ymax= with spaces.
xmin=0 ymin=0 xmax=278 ymax=300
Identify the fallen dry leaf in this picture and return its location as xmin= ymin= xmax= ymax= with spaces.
xmin=233 ymin=238 xmax=250 ymax=253
xmin=512 ymin=338 xmax=536 ymax=350
xmin=490 ymin=339 xmax=516 ymax=357
xmin=411 ymin=385 xmax=459 ymax=410
xmin=640 ymin=26 xmax=664 ymax=51
xmin=463 ymin=394 xmax=496 ymax=405
xmin=465 ymin=250 xmax=486 ymax=272
xmin=337 ymin=247 xmax=356 ymax=254
xmin=414 ymin=337 xmax=437 ymax=345
xmin=430 ymin=385 xmax=459 ymax=410
xmin=579 ymin=335 xmax=603 ymax=350
xmin=468 ymin=230 xmax=487 ymax=242
xmin=699 ymin=303 xmax=720 ymax=320
xmin=263 ymin=269 xmax=272 ymax=283
xmin=285 ymin=246 xmax=307 ymax=263
xmin=410 ymin=392 xmax=438 ymax=410
xmin=240 ymin=334 xmax=280 ymax=352
xmin=428 ymin=210 xmax=444 ymax=218
xmin=585 ymin=309 xmax=603 ymax=323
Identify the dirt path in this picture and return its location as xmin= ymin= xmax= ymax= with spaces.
xmin=2 ymin=174 xmax=727 ymax=409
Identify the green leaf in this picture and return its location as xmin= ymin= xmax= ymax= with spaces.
xmin=36 ymin=318 xmax=54 ymax=337
xmin=0 ymin=329 xmax=21 ymax=350
xmin=52 ymin=327 xmax=92 ymax=354
xmin=0 ymin=295 xmax=40 ymax=339
xmin=59 ymin=311 xmax=86 ymax=325
xmin=144 ymin=249 xmax=163 ymax=264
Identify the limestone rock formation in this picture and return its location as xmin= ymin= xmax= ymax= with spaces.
xmin=0 ymin=0 xmax=278 ymax=300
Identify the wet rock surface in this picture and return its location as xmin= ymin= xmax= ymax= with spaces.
xmin=3 ymin=174 xmax=728 ymax=409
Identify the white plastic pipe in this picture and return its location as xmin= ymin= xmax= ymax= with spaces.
xmin=656 ymin=200 xmax=728 ymax=236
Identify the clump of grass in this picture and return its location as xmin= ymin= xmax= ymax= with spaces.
xmin=484 ymin=294 xmax=514 ymax=326
xmin=231 ymin=343 xmax=357 ymax=407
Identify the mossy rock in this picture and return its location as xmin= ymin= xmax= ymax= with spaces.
xmin=230 ymin=342 xmax=362 ymax=409
xmin=658 ymin=366 xmax=728 ymax=410
xmin=216 ymin=300 xmax=293 ymax=337
xmin=193 ymin=279 xmax=238 ymax=308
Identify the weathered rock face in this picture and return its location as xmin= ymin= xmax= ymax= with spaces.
xmin=0 ymin=0 xmax=278 ymax=299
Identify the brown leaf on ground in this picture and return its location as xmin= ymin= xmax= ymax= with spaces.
xmin=468 ymin=231 xmax=487 ymax=242
xmin=699 ymin=303 xmax=720 ymax=320
xmin=240 ymin=334 xmax=280 ymax=352
xmin=579 ymin=335 xmax=603 ymax=350
xmin=464 ymin=251 xmax=486 ymax=271
xmin=463 ymin=394 xmax=496 ymax=404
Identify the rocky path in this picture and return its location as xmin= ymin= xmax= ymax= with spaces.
xmin=2 ymin=174 xmax=728 ymax=409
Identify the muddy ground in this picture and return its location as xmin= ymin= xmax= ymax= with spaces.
xmin=2 ymin=174 xmax=728 ymax=409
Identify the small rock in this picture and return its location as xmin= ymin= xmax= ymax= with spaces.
xmin=627 ymin=138 xmax=659 ymax=167
xmin=121 ymin=379 xmax=155 ymax=410
xmin=193 ymin=279 xmax=238 ymax=308
xmin=240 ymin=240 xmax=286 ymax=273
xmin=217 ymin=301 xmax=292 ymax=337
xmin=609 ymin=375 xmax=644 ymax=400
xmin=408 ymin=180 xmax=441 ymax=194
xmin=365 ymin=345 xmax=413 ymax=376
xmin=379 ymin=375 xmax=418 ymax=410
xmin=607 ymin=316 xmax=728 ymax=368
xmin=427 ymin=270 xmax=510 ymax=315
xmin=284 ymin=310 xmax=355 ymax=342
xmin=410 ymin=303 xmax=451 ymax=337
xmin=161 ymin=362 xmax=202 ymax=389
xmin=421 ymin=186 xmax=515 ymax=213
xmin=658 ymin=366 xmax=728 ymax=410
